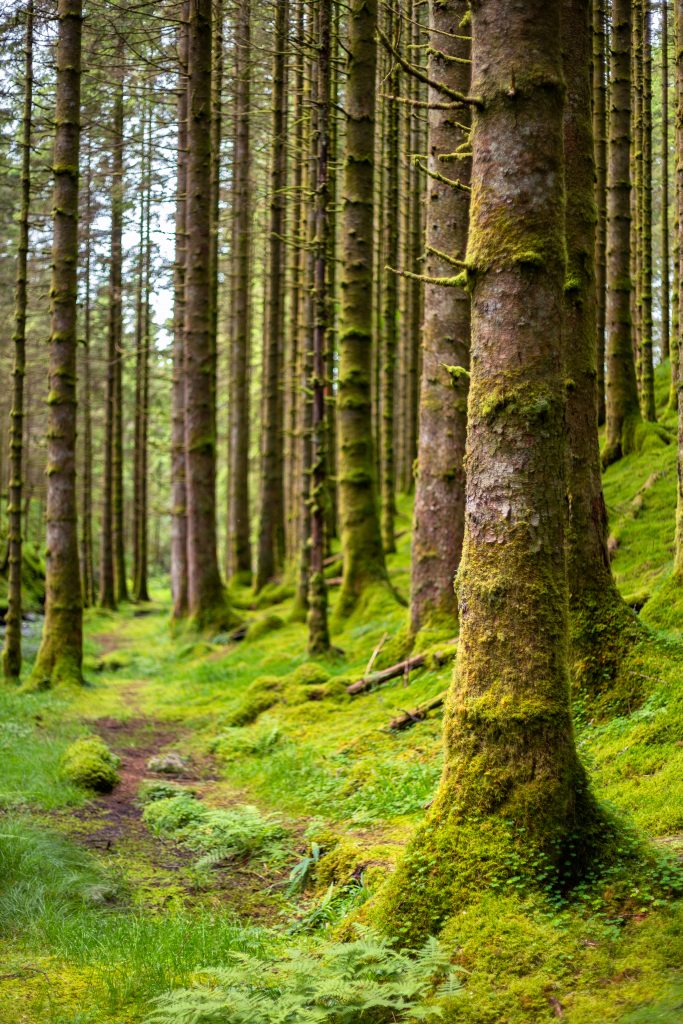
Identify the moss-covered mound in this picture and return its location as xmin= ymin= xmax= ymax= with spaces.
xmin=61 ymin=736 xmax=121 ymax=792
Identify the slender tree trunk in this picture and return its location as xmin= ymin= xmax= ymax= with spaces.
xmin=564 ymin=0 xmax=639 ymax=691
xmin=672 ymin=2 xmax=682 ymax=410
xmin=377 ymin=0 xmax=603 ymax=942
xmin=171 ymin=0 xmax=189 ymax=619
xmin=30 ymin=0 xmax=83 ymax=689
xmin=255 ymin=0 xmax=289 ymax=591
xmin=663 ymin=0 xmax=671 ymax=365
xmin=80 ymin=138 xmax=94 ymax=608
xmin=604 ymin=0 xmax=641 ymax=465
xmin=632 ymin=0 xmax=644 ymax=389
xmin=324 ymin=0 xmax=340 ymax=545
xmin=307 ymin=0 xmax=332 ymax=655
xmin=184 ymin=0 xmax=230 ymax=628
xmin=594 ymin=0 xmax=608 ymax=426
xmin=640 ymin=0 xmax=656 ymax=420
xmin=226 ymin=0 xmax=252 ymax=583
xmin=3 ymin=0 xmax=33 ymax=680
xmin=380 ymin=4 xmax=399 ymax=555
xmin=134 ymin=99 xmax=152 ymax=603
xmin=675 ymin=0 xmax=683 ymax=575
xmin=409 ymin=0 xmax=470 ymax=637
xmin=337 ymin=0 xmax=388 ymax=616
xmin=111 ymin=41 xmax=128 ymax=602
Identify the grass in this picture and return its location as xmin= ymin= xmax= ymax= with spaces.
xmin=1 ymin=371 xmax=683 ymax=1021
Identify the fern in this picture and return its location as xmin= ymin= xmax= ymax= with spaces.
xmin=146 ymin=931 xmax=461 ymax=1024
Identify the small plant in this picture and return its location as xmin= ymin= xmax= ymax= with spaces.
xmin=142 ymin=794 xmax=287 ymax=869
xmin=286 ymin=841 xmax=322 ymax=895
xmin=61 ymin=735 xmax=121 ymax=792
xmin=138 ymin=780 xmax=194 ymax=805
xmin=147 ymin=931 xmax=460 ymax=1024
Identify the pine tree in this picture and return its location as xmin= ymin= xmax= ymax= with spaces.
xmin=593 ymin=0 xmax=608 ymax=426
xmin=3 ymin=0 xmax=33 ymax=680
xmin=30 ymin=0 xmax=83 ymax=689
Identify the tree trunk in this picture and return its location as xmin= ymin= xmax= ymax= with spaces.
xmin=226 ymin=0 xmax=252 ymax=583
xmin=133 ymin=98 xmax=152 ymax=603
xmin=171 ymin=0 xmax=189 ymax=619
xmin=376 ymin=0 xmax=602 ymax=941
xmin=593 ymin=0 xmax=608 ymax=426
xmin=604 ymin=0 xmax=641 ymax=465
xmin=307 ymin=0 xmax=332 ymax=655
xmin=564 ymin=0 xmax=639 ymax=692
xmin=662 ymin=0 xmax=671 ymax=365
xmin=3 ymin=0 xmax=33 ymax=680
xmin=675 ymin=0 xmax=683 ymax=575
xmin=336 ymin=0 xmax=388 ymax=616
xmin=379 ymin=4 xmax=399 ymax=555
xmin=80 ymin=137 xmax=95 ymax=609
xmin=30 ymin=0 xmax=83 ymax=689
xmin=255 ymin=0 xmax=289 ymax=592
xmin=112 ymin=41 xmax=128 ymax=602
xmin=409 ymin=0 xmax=470 ymax=638
xmin=184 ymin=0 xmax=230 ymax=628
xmin=640 ymin=0 xmax=656 ymax=421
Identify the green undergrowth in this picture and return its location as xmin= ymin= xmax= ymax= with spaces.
xmin=3 ymin=424 xmax=683 ymax=1023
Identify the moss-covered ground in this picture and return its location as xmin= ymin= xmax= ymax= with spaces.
xmin=1 ymin=364 xmax=683 ymax=1022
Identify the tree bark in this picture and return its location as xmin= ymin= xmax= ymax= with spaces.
xmin=111 ymin=40 xmax=128 ymax=602
xmin=376 ymin=0 xmax=602 ymax=940
xmin=184 ymin=0 xmax=230 ymax=628
xmin=226 ymin=0 xmax=252 ymax=583
xmin=604 ymin=0 xmax=641 ymax=465
xmin=307 ymin=0 xmax=332 ymax=655
xmin=133 ymin=97 xmax=152 ymax=603
xmin=593 ymin=0 xmax=608 ymax=426
xmin=662 ymin=0 xmax=671 ymax=365
xmin=3 ymin=0 xmax=33 ymax=680
xmin=255 ymin=0 xmax=289 ymax=592
xmin=564 ymin=0 xmax=639 ymax=692
xmin=171 ymin=0 xmax=189 ymax=619
xmin=675 ymin=0 xmax=683 ymax=576
xmin=336 ymin=0 xmax=388 ymax=616
xmin=80 ymin=135 xmax=95 ymax=609
xmin=410 ymin=0 xmax=470 ymax=637
xmin=30 ymin=0 xmax=83 ymax=689
xmin=639 ymin=0 xmax=656 ymax=421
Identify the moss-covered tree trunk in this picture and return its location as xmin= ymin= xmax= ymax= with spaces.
xmin=171 ymin=0 xmax=189 ymax=619
xmin=226 ymin=0 xmax=252 ymax=583
xmin=564 ymin=0 xmax=639 ymax=692
xmin=604 ymin=0 xmax=642 ymax=465
xmin=380 ymin=3 xmax=399 ymax=556
xmin=593 ymin=0 xmax=608 ymax=427
xmin=672 ymin=2 xmax=681 ymax=411
xmin=675 ymin=0 xmax=683 ymax=576
xmin=80 ymin=139 xmax=94 ymax=608
xmin=662 ymin=0 xmax=671 ymax=365
xmin=184 ymin=0 xmax=230 ymax=628
xmin=307 ymin=0 xmax=332 ymax=656
xmin=376 ymin=0 xmax=600 ymax=942
xmin=255 ymin=0 xmax=288 ymax=592
xmin=337 ymin=0 xmax=388 ymax=616
xmin=409 ymin=0 xmax=470 ymax=638
xmin=30 ymin=0 xmax=83 ymax=689
xmin=3 ymin=0 xmax=33 ymax=681
xmin=640 ymin=0 xmax=656 ymax=421
xmin=133 ymin=99 xmax=151 ymax=604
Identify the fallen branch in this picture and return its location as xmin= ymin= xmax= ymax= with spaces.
xmin=387 ymin=691 xmax=447 ymax=731
xmin=347 ymin=639 xmax=457 ymax=695
xmin=326 ymin=576 xmax=342 ymax=587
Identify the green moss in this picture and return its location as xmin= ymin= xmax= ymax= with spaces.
xmin=245 ymin=614 xmax=285 ymax=642
xmin=61 ymin=736 xmax=121 ymax=793
xmin=289 ymin=662 xmax=331 ymax=686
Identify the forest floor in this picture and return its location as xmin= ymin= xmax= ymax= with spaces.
xmin=1 ymin=364 xmax=683 ymax=1023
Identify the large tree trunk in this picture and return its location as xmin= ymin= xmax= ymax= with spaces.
xmin=30 ymin=0 xmax=83 ymax=689
xmin=184 ymin=0 xmax=230 ymax=628
xmin=171 ymin=0 xmax=189 ymax=619
xmin=255 ymin=0 xmax=289 ymax=592
xmin=3 ymin=0 xmax=33 ymax=680
xmin=604 ymin=0 xmax=641 ymax=465
xmin=409 ymin=0 xmax=470 ymax=638
xmin=639 ymin=0 xmax=656 ymax=421
xmin=336 ymin=0 xmax=388 ymax=616
xmin=593 ymin=0 xmax=608 ymax=426
xmin=376 ymin=0 xmax=602 ymax=942
xmin=564 ymin=0 xmax=639 ymax=691
xmin=226 ymin=0 xmax=252 ymax=583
